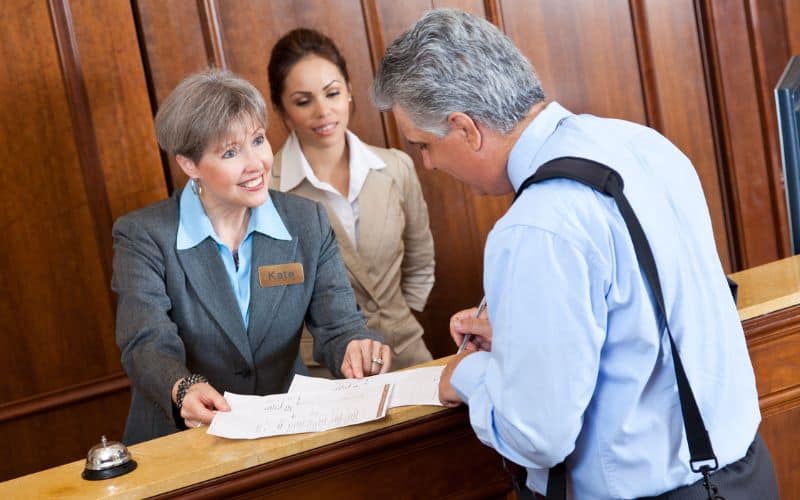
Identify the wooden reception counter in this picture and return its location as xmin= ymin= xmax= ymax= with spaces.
xmin=730 ymin=255 xmax=800 ymax=497
xmin=0 ymin=359 xmax=513 ymax=499
xmin=2 ymin=255 xmax=800 ymax=498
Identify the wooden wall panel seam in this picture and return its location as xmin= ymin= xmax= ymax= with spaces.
xmin=483 ymin=0 xmax=505 ymax=31
xmin=130 ymin=0 xmax=174 ymax=193
xmin=743 ymin=0 xmax=791 ymax=258
xmin=197 ymin=0 xmax=227 ymax=69
xmin=693 ymin=0 xmax=742 ymax=270
xmin=629 ymin=0 xmax=661 ymax=130
xmin=360 ymin=0 xmax=402 ymax=148
xmin=360 ymin=0 xmax=385 ymax=74
xmin=0 ymin=372 xmax=129 ymax=424
xmin=47 ymin=0 xmax=115 ymax=288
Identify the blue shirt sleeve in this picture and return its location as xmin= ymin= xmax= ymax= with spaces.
xmin=451 ymin=223 xmax=609 ymax=469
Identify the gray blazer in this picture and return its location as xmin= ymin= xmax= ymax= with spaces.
xmin=111 ymin=189 xmax=381 ymax=444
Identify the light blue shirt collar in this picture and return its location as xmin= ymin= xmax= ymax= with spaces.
xmin=507 ymin=101 xmax=573 ymax=191
xmin=176 ymin=186 xmax=291 ymax=250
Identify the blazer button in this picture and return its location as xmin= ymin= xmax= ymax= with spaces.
xmin=365 ymin=300 xmax=378 ymax=313
xmin=235 ymin=368 xmax=252 ymax=378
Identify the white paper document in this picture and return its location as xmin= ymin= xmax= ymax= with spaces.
xmin=288 ymin=365 xmax=445 ymax=408
xmin=208 ymin=383 xmax=392 ymax=439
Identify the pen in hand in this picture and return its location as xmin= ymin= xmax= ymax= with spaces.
xmin=456 ymin=296 xmax=487 ymax=354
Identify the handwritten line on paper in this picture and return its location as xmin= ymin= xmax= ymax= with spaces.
xmin=288 ymin=365 xmax=445 ymax=408
xmin=208 ymin=383 xmax=393 ymax=440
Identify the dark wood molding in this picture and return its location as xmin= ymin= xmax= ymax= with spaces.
xmin=693 ymin=0 xmax=741 ymax=270
xmin=0 ymin=373 xmax=129 ymax=424
xmin=743 ymin=304 xmax=800 ymax=343
xmin=629 ymin=0 xmax=661 ymax=130
xmin=484 ymin=0 xmax=505 ymax=31
xmin=47 ymin=0 xmax=115 ymax=287
xmin=360 ymin=0 xmax=384 ymax=74
xmin=743 ymin=303 xmax=800 ymax=421
xmin=760 ymin=385 xmax=800 ymax=418
xmin=197 ymin=0 xmax=227 ymax=69
xmin=743 ymin=0 xmax=792 ymax=258
xmin=360 ymin=0 xmax=402 ymax=149
xmin=130 ymin=0 xmax=174 ymax=194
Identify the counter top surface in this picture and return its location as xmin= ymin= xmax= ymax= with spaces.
xmin=0 ymin=363 xmax=450 ymax=499
xmin=730 ymin=255 xmax=800 ymax=321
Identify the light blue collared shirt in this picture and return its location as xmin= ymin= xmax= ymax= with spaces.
xmin=176 ymin=188 xmax=291 ymax=329
xmin=451 ymin=102 xmax=760 ymax=498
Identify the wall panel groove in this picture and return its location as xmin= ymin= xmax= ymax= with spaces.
xmin=630 ymin=0 xmax=662 ymax=130
xmin=198 ymin=0 xmax=228 ymax=69
xmin=745 ymin=0 xmax=792 ymax=258
xmin=693 ymin=0 xmax=740 ymax=270
xmin=0 ymin=373 xmax=129 ymax=424
xmin=47 ymin=0 xmax=114 ymax=286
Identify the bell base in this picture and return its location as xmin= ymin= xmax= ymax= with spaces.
xmin=82 ymin=459 xmax=137 ymax=481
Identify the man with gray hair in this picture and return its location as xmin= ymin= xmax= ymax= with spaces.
xmin=373 ymin=8 xmax=777 ymax=499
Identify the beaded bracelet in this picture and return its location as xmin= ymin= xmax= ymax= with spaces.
xmin=176 ymin=374 xmax=208 ymax=409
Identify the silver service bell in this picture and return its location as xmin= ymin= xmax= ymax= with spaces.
xmin=82 ymin=435 xmax=137 ymax=480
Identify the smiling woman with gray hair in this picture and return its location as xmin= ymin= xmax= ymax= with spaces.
xmin=112 ymin=69 xmax=391 ymax=445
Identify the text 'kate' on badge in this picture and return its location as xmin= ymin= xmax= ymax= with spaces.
xmin=258 ymin=263 xmax=304 ymax=287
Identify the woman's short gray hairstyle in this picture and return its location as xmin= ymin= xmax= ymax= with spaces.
xmin=155 ymin=69 xmax=267 ymax=163
xmin=372 ymin=8 xmax=545 ymax=136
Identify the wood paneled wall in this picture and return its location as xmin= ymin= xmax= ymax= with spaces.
xmin=0 ymin=0 xmax=795 ymax=486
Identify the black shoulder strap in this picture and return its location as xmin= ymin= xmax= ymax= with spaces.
xmin=513 ymin=157 xmax=718 ymax=500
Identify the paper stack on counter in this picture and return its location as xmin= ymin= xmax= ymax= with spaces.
xmin=208 ymin=365 xmax=445 ymax=439
xmin=289 ymin=365 xmax=445 ymax=408
xmin=208 ymin=383 xmax=392 ymax=439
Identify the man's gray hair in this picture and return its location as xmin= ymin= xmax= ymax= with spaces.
xmin=372 ymin=8 xmax=545 ymax=137
xmin=155 ymin=69 xmax=267 ymax=163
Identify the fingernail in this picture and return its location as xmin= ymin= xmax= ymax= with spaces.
xmin=454 ymin=320 xmax=462 ymax=329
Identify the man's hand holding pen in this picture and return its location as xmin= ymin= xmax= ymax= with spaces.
xmin=450 ymin=302 xmax=492 ymax=353
xmin=439 ymin=301 xmax=494 ymax=407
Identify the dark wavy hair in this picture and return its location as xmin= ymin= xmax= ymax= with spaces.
xmin=268 ymin=28 xmax=350 ymax=114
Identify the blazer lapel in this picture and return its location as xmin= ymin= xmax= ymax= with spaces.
xmin=248 ymin=232 xmax=299 ymax=352
xmin=291 ymin=182 xmax=378 ymax=300
xmin=177 ymin=239 xmax=252 ymax=365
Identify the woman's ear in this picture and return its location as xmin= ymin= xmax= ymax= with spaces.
xmin=448 ymin=112 xmax=482 ymax=151
xmin=175 ymin=154 xmax=199 ymax=179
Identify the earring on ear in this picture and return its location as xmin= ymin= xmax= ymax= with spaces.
xmin=190 ymin=178 xmax=204 ymax=196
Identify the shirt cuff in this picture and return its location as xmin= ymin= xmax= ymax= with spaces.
xmin=450 ymin=351 xmax=490 ymax=403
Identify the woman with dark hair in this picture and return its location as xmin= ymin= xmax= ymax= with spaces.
xmin=267 ymin=28 xmax=435 ymax=372
xmin=112 ymin=69 xmax=390 ymax=445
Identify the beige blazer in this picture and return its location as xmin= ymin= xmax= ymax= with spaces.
xmin=271 ymin=143 xmax=435 ymax=370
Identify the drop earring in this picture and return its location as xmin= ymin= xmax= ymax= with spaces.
xmin=191 ymin=178 xmax=203 ymax=196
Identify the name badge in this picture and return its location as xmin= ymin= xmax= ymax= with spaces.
xmin=258 ymin=263 xmax=305 ymax=287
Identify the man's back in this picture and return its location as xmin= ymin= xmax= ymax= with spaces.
xmin=461 ymin=102 xmax=760 ymax=498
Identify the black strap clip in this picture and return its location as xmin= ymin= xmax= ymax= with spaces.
xmin=699 ymin=464 xmax=725 ymax=500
